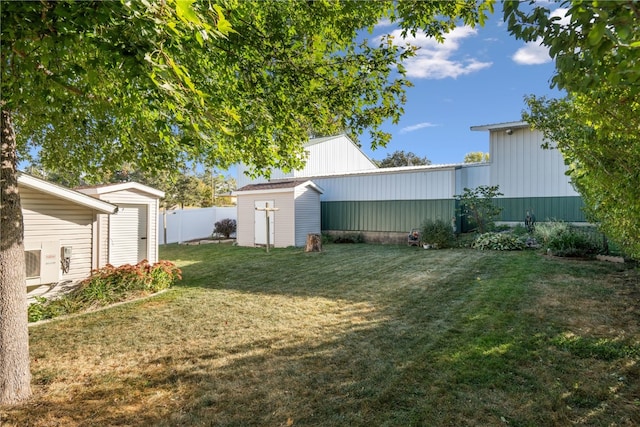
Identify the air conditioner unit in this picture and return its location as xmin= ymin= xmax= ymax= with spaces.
xmin=24 ymin=241 xmax=60 ymax=286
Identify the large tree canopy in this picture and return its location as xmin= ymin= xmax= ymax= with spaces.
xmin=504 ymin=0 xmax=640 ymax=258
xmin=1 ymin=0 xmax=494 ymax=404
xmin=4 ymin=0 xmax=494 ymax=183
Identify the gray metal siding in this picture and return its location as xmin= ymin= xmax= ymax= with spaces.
xmin=322 ymin=200 xmax=455 ymax=232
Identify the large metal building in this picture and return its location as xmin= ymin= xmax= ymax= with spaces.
xmin=235 ymin=123 xmax=585 ymax=245
xmin=472 ymin=121 xmax=584 ymax=224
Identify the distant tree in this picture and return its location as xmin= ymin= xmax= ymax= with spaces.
xmin=377 ymin=150 xmax=431 ymax=168
xmin=464 ymin=152 xmax=490 ymax=163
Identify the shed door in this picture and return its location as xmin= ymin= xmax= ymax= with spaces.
xmin=254 ymin=200 xmax=275 ymax=246
xmin=109 ymin=204 xmax=148 ymax=266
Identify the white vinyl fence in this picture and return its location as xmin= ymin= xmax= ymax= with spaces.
xmin=158 ymin=206 xmax=237 ymax=244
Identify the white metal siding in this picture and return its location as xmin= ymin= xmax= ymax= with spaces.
xmin=455 ymin=164 xmax=491 ymax=194
xmin=490 ymin=128 xmax=578 ymax=198
xmin=294 ymin=186 xmax=321 ymax=247
xmin=300 ymin=135 xmax=377 ymax=176
xmin=236 ymin=135 xmax=377 ymax=188
xmin=21 ymin=186 xmax=95 ymax=282
xmin=314 ymin=169 xmax=456 ymax=202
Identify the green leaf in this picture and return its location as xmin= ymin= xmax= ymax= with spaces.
xmin=175 ymin=0 xmax=200 ymax=26
xmin=588 ymin=23 xmax=606 ymax=47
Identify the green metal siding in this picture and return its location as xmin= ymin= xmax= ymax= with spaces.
xmin=321 ymin=200 xmax=455 ymax=232
xmin=494 ymin=196 xmax=586 ymax=222
xmin=321 ymin=196 xmax=586 ymax=232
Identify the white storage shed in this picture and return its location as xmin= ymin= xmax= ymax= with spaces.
xmin=78 ymin=182 xmax=165 ymax=266
xmin=234 ymin=180 xmax=324 ymax=248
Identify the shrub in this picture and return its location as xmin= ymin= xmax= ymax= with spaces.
xmin=454 ymin=185 xmax=503 ymax=233
xmin=472 ymin=232 xmax=526 ymax=251
xmin=420 ymin=219 xmax=454 ymax=249
xmin=534 ymin=221 xmax=601 ymax=257
xmin=28 ymin=260 xmax=181 ymax=322
xmin=213 ymin=218 xmax=237 ymax=239
xmin=334 ymin=233 xmax=364 ymax=243
xmin=511 ymin=224 xmax=529 ymax=236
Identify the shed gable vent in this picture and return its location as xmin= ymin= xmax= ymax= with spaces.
xmin=25 ymin=250 xmax=41 ymax=279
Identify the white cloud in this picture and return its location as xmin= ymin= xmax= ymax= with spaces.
xmin=400 ymin=122 xmax=438 ymax=134
xmin=511 ymin=7 xmax=570 ymax=65
xmin=382 ymin=26 xmax=492 ymax=79
xmin=550 ymin=7 xmax=571 ymax=27
xmin=375 ymin=18 xmax=394 ymax=29
xmin=512 ymin=38 xmax=552 ymax=65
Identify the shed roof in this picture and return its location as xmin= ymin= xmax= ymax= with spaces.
xmin=470 ymin=121 xmax=529 ymax=131
xmin=76 ymin=181 xmax=165 ymax=198
xmin=17 ymin=172 xmax=118 ymax=214
xmin=234 ymin=179 xmax=324 ymax=195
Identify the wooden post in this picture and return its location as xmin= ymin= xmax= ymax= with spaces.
xmin=255 ymin=202 xmax=279 ymax=252
xmin=305 ymin=233 xmax=322 ymax=252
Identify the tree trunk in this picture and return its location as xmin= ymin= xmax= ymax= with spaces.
xmin=0 ymin=109 xmax=31 ymax=404
xmin=304 ymin=233 xmax=322 ymax=253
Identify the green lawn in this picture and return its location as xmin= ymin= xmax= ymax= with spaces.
xmin=3 ymin=243 xmax=639 ymax=426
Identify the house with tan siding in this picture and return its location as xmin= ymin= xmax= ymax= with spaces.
xmin=18 ymin=173 xmax=164 ymax=292
xmin=18 ymin=173 xmax=117 ymax=289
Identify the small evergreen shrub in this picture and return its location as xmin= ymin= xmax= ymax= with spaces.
xmin=420 ymin=219 xmax=454 ymax=249
xmin=472 ymin=232 xmax=526 ymax=251
xmin=28 ymin=260 xmax=181 ymax=322
xmin=213 ymin=218 xmax=237 ymax=239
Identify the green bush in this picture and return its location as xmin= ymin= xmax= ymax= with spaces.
xmin=420 ymin=219 xmax=454 ymax=249
xmin=534 ymin=222 xmax=601 ymax=257
xmin=213 ymin=218 xmax=237 ymax=239
xmin=454 ymin=185 xmax=503 ymax=233
xmin=334 ymin=233 xmax=364 ymax=243
xmin=472 ymin=232 xmax=526 ymax=251
xmin=511 ymin=224 xmax=529 ymax=236
xmin=28 ymin=260 xmax=181 ymax=322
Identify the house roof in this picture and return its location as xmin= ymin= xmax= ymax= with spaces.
xmin=470 ymin=121 xmax=529 ymax=131
xmin=17 ymin=172 xmax=118 ymax=214
xmin=234 ymin=179 xmax=324 ymax=195
xmin=76 ymin=181 xmax=165 ymax=198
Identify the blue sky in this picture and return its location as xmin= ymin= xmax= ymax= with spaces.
xmin=357 ymin=4 xmax=567 ymax=166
